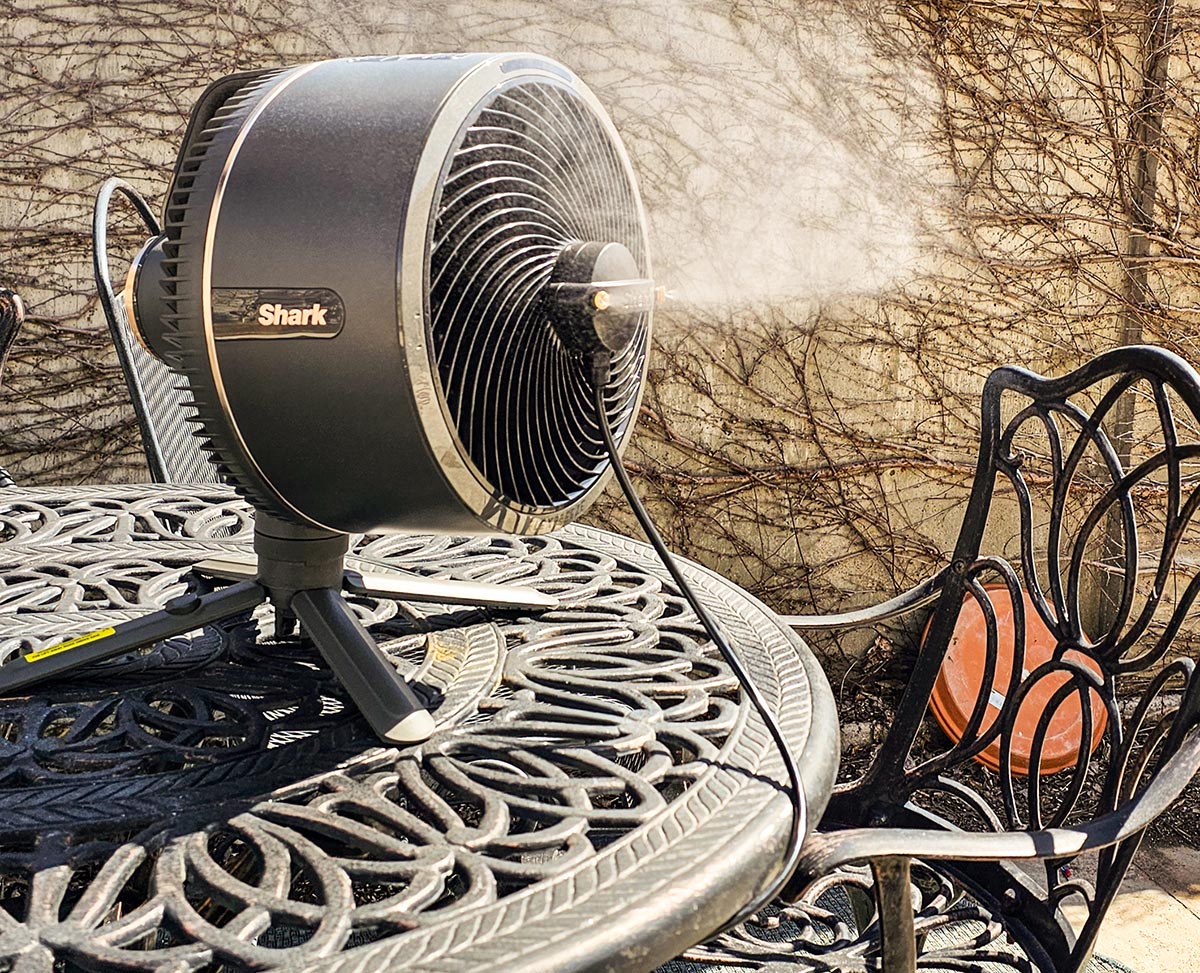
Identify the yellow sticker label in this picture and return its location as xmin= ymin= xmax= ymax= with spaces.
xmin=26 ymin=628 xmax=116 ymax=664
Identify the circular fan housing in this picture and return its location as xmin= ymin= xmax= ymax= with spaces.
xmin=132 ymin=54 xmax=651 ymax=535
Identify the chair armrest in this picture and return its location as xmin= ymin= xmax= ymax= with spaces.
xmin=781 ymin=569 xmax=948 ymax=631
xmin=792 ymin=722 xmax=1200 ymax=882
xmin=0 ymin=288 xmax=22 ymax=388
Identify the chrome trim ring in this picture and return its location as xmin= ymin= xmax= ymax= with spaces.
xmin=122 ymin=235 xmax=159 ymax=359
xmin=398 ymin=54 xmax=652 ymax=536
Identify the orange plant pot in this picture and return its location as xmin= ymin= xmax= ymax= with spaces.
xmin=928 ymin=583 xmax=1107 ymax=776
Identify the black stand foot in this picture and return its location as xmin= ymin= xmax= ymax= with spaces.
xmin=292 ymin=587 xmax=435 ymax=742
xmin=274 ymin=606 xmax=297 ymax=638
xmin=0 ymin=581 xmax=266 ymax=694
xmin=197 ymin=555 xmax=558 ymax=610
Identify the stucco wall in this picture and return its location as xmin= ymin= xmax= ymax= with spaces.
xmin=1 ymin=1 xmax=1197 ymax=669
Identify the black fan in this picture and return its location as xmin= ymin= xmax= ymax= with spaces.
xmin=5 ymin=54 xmax=656 ymax=744
xmin=124 ymin=55 xmax=654 ymax=536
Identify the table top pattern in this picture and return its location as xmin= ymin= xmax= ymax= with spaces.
xmin=0 ymin=485 xmax=837 ymax=973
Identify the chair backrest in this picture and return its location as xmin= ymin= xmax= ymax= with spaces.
xmin=841 ymin=345 xmax=1200 ymax=967
xmin=0 ymin=288 xmax=24 ymax=487
xmin=94 ymin=179 xmax=216 ymax=485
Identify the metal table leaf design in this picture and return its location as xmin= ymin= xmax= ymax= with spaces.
xmin=0 ymin=485 xmax=838 ymax=973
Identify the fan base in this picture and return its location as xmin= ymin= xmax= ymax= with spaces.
xmin=0 ymin=512 xmax=557 ymax=744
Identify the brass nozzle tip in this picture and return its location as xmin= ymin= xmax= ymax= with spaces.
xmin=593 ymin=290 xmax=611 ymax=311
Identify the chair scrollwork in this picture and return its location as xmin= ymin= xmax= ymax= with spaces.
xmin=789 ymin=345 xmax=1200 ymax=973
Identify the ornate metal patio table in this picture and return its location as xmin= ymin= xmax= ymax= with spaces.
xmin=0 ymin=484 xmax=838 ymax=973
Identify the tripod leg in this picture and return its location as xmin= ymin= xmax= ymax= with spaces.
xmin=0 ymin=580 xmax=266 ymax=694
xmin=290 ymin=587 xmax=435 ymax=744
xmin=196 ymin=554 xmax=560 ymax=612
xmin=193 ymin=554 xmax=257 ymax=583
xmin=343 ymin=567 xmax=558 ymax=611
xmin=275 ymin=606 xmax=297 ymax=638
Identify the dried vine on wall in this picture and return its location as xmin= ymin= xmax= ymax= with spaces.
xmin=2 ymin=1 xmax=1199 ymax=676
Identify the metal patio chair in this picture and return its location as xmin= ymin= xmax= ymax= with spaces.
xmin=771 ymin=345 xmax=1200 ymax=972
xmin=93 ymin=178 xmax=215 ymax=484
xmin=0 ymin=288 xmax=24 ymax=487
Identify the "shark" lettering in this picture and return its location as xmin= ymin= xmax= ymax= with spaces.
xmin=256 ymin=303 xmax=329 ymax=327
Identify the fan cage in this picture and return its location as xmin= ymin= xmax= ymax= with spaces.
xmin=427 ymin=78 xmax=649 ymax=512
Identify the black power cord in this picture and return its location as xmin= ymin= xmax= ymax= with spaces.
xmin=591 ymin=352 xmax=806 ymax=933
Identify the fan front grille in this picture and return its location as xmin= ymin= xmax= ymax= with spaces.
xmin=428 ymin=80 xmax=648 ymax=511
